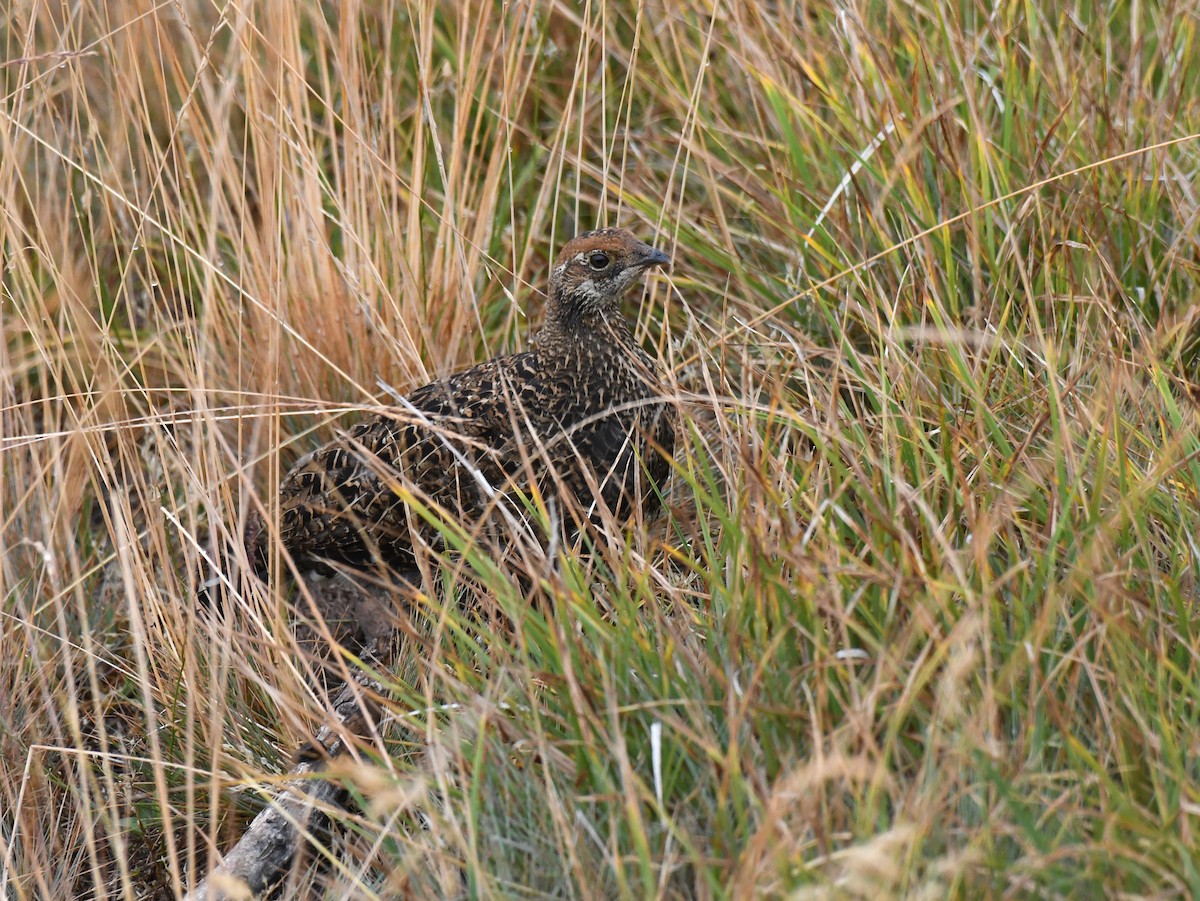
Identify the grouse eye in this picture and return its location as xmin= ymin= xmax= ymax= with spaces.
xmin=587 ymin=251 xmax=611 ymax=271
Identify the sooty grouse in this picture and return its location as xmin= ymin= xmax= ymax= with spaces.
xmin=251 ymin=228 xmax=675 ymax=576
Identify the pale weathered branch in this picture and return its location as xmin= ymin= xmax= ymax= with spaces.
xmin=185 ymin=654 xmax=387 ymax=900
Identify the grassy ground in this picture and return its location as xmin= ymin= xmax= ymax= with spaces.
xmin=3 ymin=0 xmax=1200 ymax=897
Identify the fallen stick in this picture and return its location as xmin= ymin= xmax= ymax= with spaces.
xmin=185 ymin=660 xmax=386 ymax=900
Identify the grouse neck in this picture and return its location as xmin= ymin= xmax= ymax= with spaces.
xmin=538 ymin=304 xmax=635 ymax=345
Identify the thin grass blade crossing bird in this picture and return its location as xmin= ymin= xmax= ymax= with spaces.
xmin=246 ymin=228 xmax=675 ymax=580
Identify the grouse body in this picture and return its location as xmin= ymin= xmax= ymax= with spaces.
xmin=260 ymin=228 xmax=674 ymax=574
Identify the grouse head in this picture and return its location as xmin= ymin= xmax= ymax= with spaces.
xmin=547 ymin=228 xmax=670 ymax=327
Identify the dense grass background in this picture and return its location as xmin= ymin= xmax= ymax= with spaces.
xmin=3 ymin=0 xmax=1199 ymax=897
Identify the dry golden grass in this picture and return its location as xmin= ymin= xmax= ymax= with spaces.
xmin=2 ymin=0 xmax=1199 ymax=898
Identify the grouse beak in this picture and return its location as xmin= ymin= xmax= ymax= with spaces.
xmin=635 ymin=244 xmax=671 ymax=271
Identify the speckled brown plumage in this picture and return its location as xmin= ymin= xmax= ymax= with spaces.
xmin=257 ymin=228 xmax=674 ymax=575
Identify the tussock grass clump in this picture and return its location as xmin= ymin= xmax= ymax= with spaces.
xmin=2 ymin=1 xmax=1199 ymax=898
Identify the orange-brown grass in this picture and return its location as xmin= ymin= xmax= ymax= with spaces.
xmin=2 ymin=1 xmax=1199 ymax=898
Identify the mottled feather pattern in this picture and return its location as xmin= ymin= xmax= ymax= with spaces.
xmin=265 ymin=229 xmax=674 ymax=574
